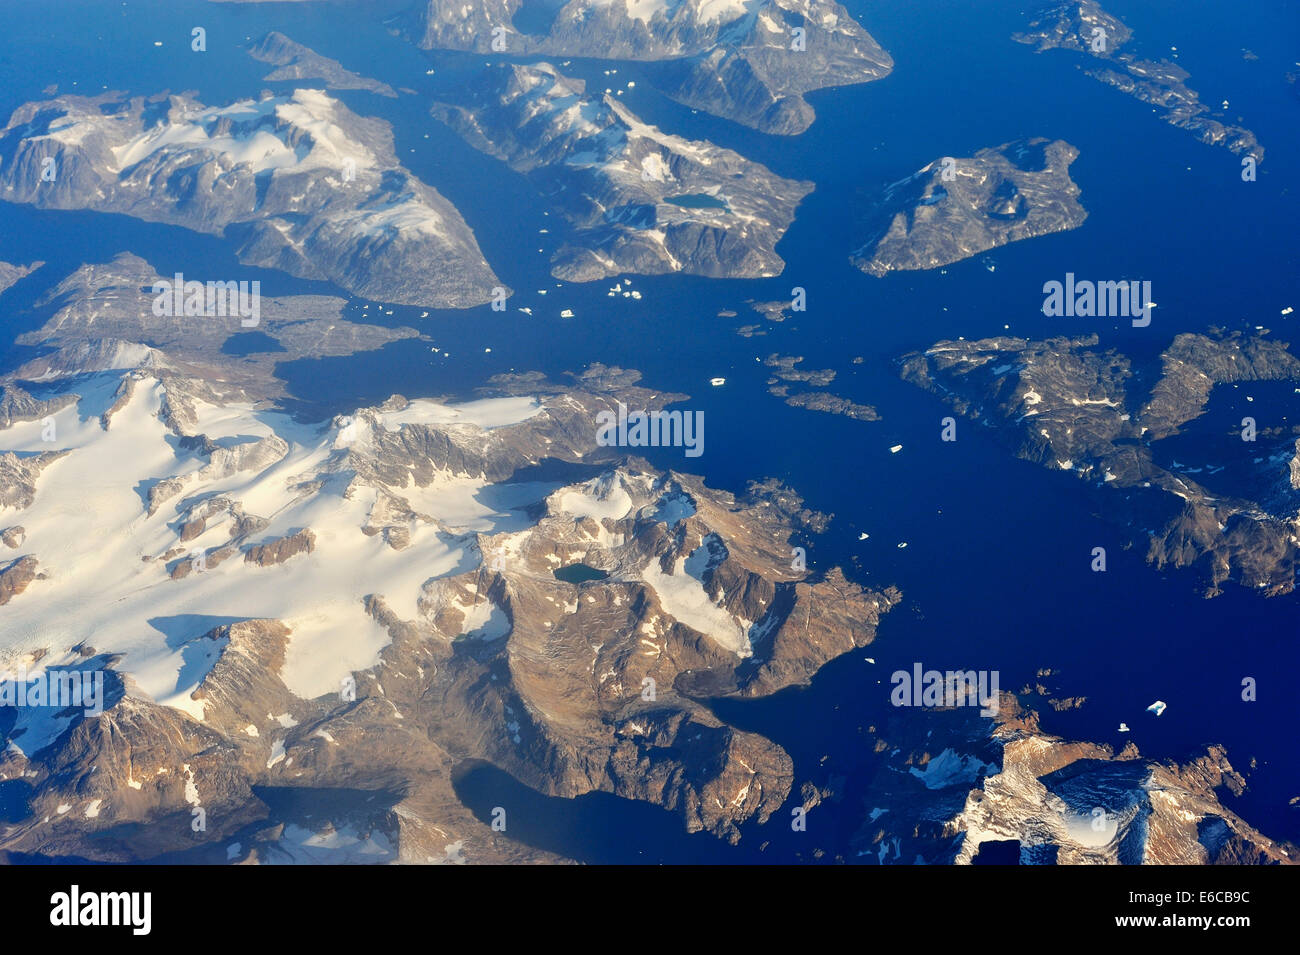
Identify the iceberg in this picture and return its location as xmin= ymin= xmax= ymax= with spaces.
xmin=1146 ymin=701 xmax=1167 ymax=716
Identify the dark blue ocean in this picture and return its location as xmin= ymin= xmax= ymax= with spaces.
xmin=0 ymin=0 xmax=1296 ymax=862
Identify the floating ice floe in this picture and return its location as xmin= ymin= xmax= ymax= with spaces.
xmin=897 ymin=542 xmax=908 ymax=549
xmin=858 ymin=532 xmax=869 ymax=540
xmin=890 ymin=444 xmax=903 ymax=453
xmin=710 ymin=377 xmax=726 ymax=386
xmin=420 ymin=311 xmax=428 ymax=318
xmin=1147 ymin=700 xmax=1167 ymax=716
xmin=1118 ymin=722 xmax=1129 ymax=733
xmin=560 ymin=308 xmax=574 ymax=318
xmin=1282 ymin=306 xmax=1294 ymax=316
xmin=518 ymin=307 xmax=532 ymax=315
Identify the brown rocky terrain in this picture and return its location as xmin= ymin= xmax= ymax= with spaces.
xmin=0 ymin=351 xmax=899 ymax=860
xmin=901 ymin=331 xmax=1300 ymax=596
xmin=851 ymin=692 xmax=1293 ymax=865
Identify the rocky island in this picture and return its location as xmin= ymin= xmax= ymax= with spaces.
xmin=1016 ymin=1 xmax=1263 ymax=161
xmin=901 ymin=331 xmax=1300 ymax=596
xmin=851 ymin=138 xmax=1087 ymax=278
xmin=416 ymin=0 xmax=893 ymax=135
xmin=248 ymin=31 xmax=398 ymax=98
xmin=432 ymin=62 xmax=813 ymax=281
xmin=762 ymin=354 xmax=880 ymax=422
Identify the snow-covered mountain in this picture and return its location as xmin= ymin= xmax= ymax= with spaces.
xmin=0 ymin=89 xmax=502 ymax=307
xmin=0 ymin=278 xmax=901 ymax=858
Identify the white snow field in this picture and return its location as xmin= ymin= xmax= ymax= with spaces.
xmin=0 ymin=371 xmax=545 ymax=715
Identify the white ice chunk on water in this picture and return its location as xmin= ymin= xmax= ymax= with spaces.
xmin=1118 ymin=722 xmax=1129 ymax=732
xmin=710 ymin=377 xmax=725 ymax=386
xmin=1147 ymin=700 xmax=1167 ymax=716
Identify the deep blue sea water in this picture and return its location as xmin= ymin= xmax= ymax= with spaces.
xmin=0 ymin=0 xmax=1296 ymax=861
